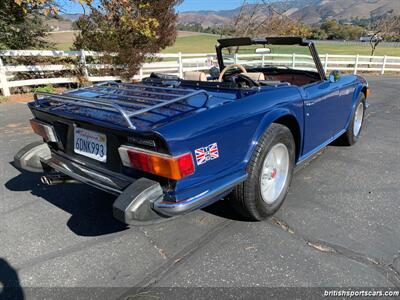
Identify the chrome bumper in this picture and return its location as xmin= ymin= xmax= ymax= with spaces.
xmin=39 ymin=151 xmax=245 ymax=223
xmin=41 ymin=152 xmax=133 ymax=195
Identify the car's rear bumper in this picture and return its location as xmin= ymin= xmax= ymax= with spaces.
xmin=36 ymin=150 xmax=246 ymax=224
xmin=41 ymin=151 xmax=133 ymax=195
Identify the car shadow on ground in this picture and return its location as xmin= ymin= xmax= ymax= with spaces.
xmin=5 ymin=162 xmax=129 ymax=237
xmin=5 ymin=162 xmax=250 ymax=236
xmin=0 ymin=258 xmax=24 ymax=300
xmin=202 ymin=198 xmax=253 ymax=222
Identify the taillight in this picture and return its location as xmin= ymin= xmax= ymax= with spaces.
xmin=30 ymin=119 xmax=58 ymax=142
xmin=118 ymin=146 xmax=195 ymax=180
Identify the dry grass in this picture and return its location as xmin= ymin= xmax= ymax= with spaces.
xmin=46 ymin=31 xmax=78 ymax=44
xmin=0 ymin=96 xmax=9 ymax=103
xmin=47 ymin=30 xmax=201 ymax=51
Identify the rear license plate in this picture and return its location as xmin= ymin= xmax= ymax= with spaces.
xmin=74 ymin=127 xmax=107 ymax=162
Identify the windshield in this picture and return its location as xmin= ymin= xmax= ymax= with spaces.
xmin=221 ymin=44 xmax=318 ymax=73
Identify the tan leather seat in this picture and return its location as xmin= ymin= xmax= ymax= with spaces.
xmin=245 ymin=72 xmax=266 ymax=81
xmin=184 ymin=71 xmax=207 ymax=81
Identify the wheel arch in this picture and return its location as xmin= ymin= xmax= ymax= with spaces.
xmin=274 ymin=115 xmax=301 ymax=162
xmin=353 ymin=82 xmax=368 ymax=107
xmin=361 ymin=85 xmax=368 ymax=98
xmin=245 ymin=109 xmax=303 ymax=166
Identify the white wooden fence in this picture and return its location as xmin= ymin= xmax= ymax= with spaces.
xmin=1 ymin=50 xmax=400 ymax=96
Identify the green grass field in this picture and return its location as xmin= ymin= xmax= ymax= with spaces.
xmin=53 ymin=33 xmax=400 ymax=56
xmin=55 ymin=42 xmax=74 ymax=51
xmin=162 ymin=34 xmax=400 ymax=56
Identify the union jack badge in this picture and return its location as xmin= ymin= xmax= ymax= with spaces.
xmin=195 ymin=143 xmax=219 ymax=165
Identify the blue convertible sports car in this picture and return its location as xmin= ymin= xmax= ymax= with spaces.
xmin=15 ymin=37 xmax=369 ymax=224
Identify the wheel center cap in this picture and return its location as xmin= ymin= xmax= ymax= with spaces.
xmin=271 ymin=168 xmax=277 ymax=178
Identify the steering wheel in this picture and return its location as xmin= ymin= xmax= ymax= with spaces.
xmin=218 ymin=63 xmax=247 ymax=82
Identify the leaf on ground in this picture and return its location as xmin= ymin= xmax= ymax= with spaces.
xmin=271 ymin=217 xmax=294 ymax=234
xmin=306 ymin=241 xmax=336 ymax=253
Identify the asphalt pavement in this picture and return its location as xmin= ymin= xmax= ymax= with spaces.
xmin=0 ymin=77 xmax=399 ymax=299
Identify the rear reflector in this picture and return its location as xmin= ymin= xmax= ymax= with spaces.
xmin=365 ymin=87 xmax=371 ymax=98
xmin=30 ymin=119 xmax=58 ymax=142
xmin=118 ymin=146 xmax=195 ymax=180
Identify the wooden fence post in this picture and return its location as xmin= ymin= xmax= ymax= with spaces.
xmin=381 ymin=55 xmax=387 ymax=75
xmin=0 ymin=57 xmax=10 ymax=97
xmin=354 ymin=54 xmax=359 ymax=75
xmin=324 ymin=54 xmax=329 ymax=74
xmin=80 ymin=49 xmax=89 ymax=81
xmin=178 ymin=52 xmax=183 ymax=78
xmin=139 ymin=67 xmax=143 ymax=80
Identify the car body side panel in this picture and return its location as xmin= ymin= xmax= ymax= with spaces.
xmin=160 ymin=75 xmax=367 ymax=203
xmin=299 ymin=75 xmax=367 ymax=162
xmin=302 ymin=80 xmax=341 ymax=153
xmin=156 ymin=86 xmax=303 ymax=202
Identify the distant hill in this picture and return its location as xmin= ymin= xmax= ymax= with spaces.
xmin=60 ymin=13 xmax=82 ymax=22
xmin=47 ymin=1 xmax=400 ymax=33
xmin=179 ymin=0 xmax=400 ymax=26
xmin=44 ymin=14 xmax=82 ymax=32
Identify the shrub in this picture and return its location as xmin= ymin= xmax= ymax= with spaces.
xmin=33 ymin=85 xmax=55 ymax=93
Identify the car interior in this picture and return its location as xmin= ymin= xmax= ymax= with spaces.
xmin=182 ymin=67 xmax=321 ymax=88
xmin=144 ymin=38 xmax=325 ymax=89
xmin=144 ymin=66 xmax=321 ymax=90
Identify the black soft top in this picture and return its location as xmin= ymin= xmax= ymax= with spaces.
xmin=217 ymin=37 xmax=310 ymax=47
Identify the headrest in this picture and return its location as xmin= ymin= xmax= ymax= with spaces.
xmin=184 ymin=71 xmax=207 ymax=81
xmin=245 ymin=72 xmax=266 ymax=81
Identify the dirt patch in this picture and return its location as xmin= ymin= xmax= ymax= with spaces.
xmin=46 ymin=31 xmax=78 ymax=44
xmin=1 ymin=88 xmax=66 ymax=104
xmin=177 ymin=31 xmax=206 ymax=37
xmin=0 ymin=122 xmax=33 ymax=135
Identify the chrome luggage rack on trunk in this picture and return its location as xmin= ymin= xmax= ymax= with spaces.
xmin=33 ymin=81 xmax=210 ymax=129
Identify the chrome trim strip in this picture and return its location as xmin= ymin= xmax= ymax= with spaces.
xmin=153 ymin=174 xmax=247 ymax=216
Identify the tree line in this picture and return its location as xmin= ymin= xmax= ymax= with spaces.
xmin=179 ymin=18 xmax=400 ymax=42
xmin=1 ymin=0 xmax=399 ymax=80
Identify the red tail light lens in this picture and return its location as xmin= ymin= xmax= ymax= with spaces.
xmin=30 ymin=119 xmax=58 ymax=142
xmin=118 ymin=146 xmax=195 ymax=180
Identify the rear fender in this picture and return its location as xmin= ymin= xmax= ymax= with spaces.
xmin=244 ymin=108 xmax=302 ymax=165
xmin=353 ymin=82 xmax=368 ymax=108
xmin=343 ymin=81 xmax=368 ymax=131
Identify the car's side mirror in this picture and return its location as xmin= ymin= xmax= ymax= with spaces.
xmin=329 ymin=70 xmax=341 ymax=83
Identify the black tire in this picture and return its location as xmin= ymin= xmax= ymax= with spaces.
xmin=337 ymin=93 xmax=366 ymax=146
xmin=231 ymin=123 xmax=295 ymax=221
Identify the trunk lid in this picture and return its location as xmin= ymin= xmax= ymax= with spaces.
xmin=31 ymin=82 xmax=212 ymax=132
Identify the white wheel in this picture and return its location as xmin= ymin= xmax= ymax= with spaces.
xmin=259 ymin=143 xmax=290 ymax=204
xmin=353 ymin=102 xmax=364 ymax=137
xmin=338 ymin=93 xmax=366 ymax=146
xmin=231 ymin=124 xmax=295 ymax=220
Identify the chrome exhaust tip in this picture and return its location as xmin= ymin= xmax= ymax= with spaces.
xmin=40 ymin=174 xmax=77 ymax=185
